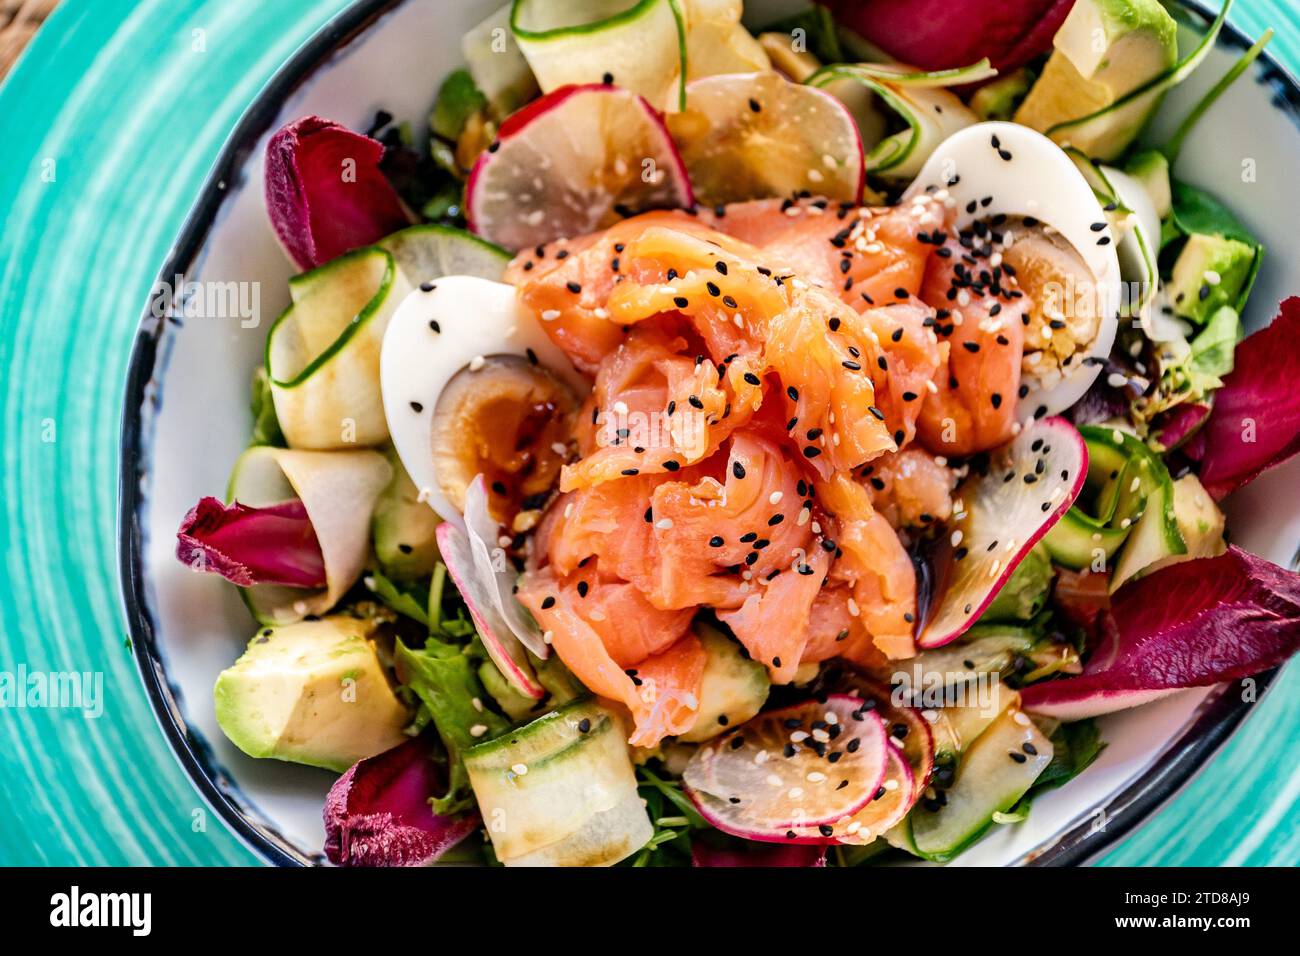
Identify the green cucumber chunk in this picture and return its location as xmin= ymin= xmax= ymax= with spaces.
xmin=465 ymin=697 xmax=652 ymax=864
xmin=910 ymin=708 xmax=1054 ymax=861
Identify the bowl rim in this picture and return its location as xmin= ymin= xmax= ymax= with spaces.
xmin=116 ymin=0 xmax=1297 ymax=868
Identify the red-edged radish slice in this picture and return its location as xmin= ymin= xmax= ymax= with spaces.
xmin=669 ymin=71 xmax=865 ymax=206
xmin=836 ymin=672 xmax=935 ymax=801
xmin=466 ymin=83 xmax=693 ymax=251
xmin=436 ymin=520 xmax=545 ymax=700
xmin=683 ymin=695 xmax=888 ymax=838
xmin=803 ymin=749 xmax=915 ymax=845
xmin=462 ymin=475 xmax=549 ymax=659
xmin=917 ymin=417 xmax=1087 ymax=648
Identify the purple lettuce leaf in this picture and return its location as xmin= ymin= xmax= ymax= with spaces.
xmin=1022 ymin=546 xmax=1300 ymax=719
xmin=827 ymin=0 xmax=1072 ymax=74
xmin=176 ymin=496 xmax=326 ymax=589
xmin=265 ymin=115 xmax=412 ymax=270
xmin=1194 ymin=297 xmax=1300 ymax=499
xmin=692 ymin=840 xmax=828 ymax=867
xmin=324 ymin=738 xmax=480 ymax=867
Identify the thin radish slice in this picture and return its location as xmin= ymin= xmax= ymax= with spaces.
xmin=462 ymin=475 xmax=549 ymax=660
xmin=683 ymin=695 xmax=888 ymax=837
xmin=435 ymin=521 xmax=545 ymax=700
xmin=670 ymin=71 xmax=864 ymax=206
xmin=834 ymin=671 xmax=935 ymax=801
xmin=802 ymin=749 xmax=915 ymax=845
xmin=466 ymin=83 xmax=693 ymax=251
xmin=916 ymin=417 xmax=1087 ymax=648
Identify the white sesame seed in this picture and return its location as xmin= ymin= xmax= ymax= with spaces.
xmin=807 ymin=771 xmax=826 ymax=783
xmin=470 ymin=724 xmax=489 ymax=737
xmin=469 ymin=355 xmax=486 ymax=372
xmin=511 ymin=763 xmax=528 ymax=776
xmin=655 ymin=518 xmax=673 ymax=530
xmin=769 ymin=491 xmax=784 ymax=505
xmin=541 ymin=309 xmax=561 ymax=321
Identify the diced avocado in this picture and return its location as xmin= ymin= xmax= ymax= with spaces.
xmin=1125 ymin=149 xmax=1172 ymax=219
xmin=971 ymin=68 xmax=1035 ymax=121
xmin=1015 ymin=0 xmax=1178 ymax=159
xmin=1168 ymin=233 xmax=1257 ymax=325
xmin=978 ymin=545 xmax=1052 ymax=623
xmin=479 ymin=659 xmax=546 ymax=722
xmin=371 ymin=446 xmax=440 ymax=582
xmin=678 ymin=624 xmax=770 ymax=743
xmin=214 ymin=616 xmax=411 ymax=773
xmin=536 ymin=655 xmax=585 ymax=705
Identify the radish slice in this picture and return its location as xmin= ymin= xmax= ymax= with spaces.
xmin=683 ymin=695 xmax=888 ymax=837
xmin=805 ymin=749 xmax=915 ymax=845
xmin=462 ymin=475 xmax=549 ymax=660
xmin=916 ymin=417 xmax=1087 ymax=648
xmin=834 ymin=671 xmax=935 ymax=802
xmin=435 ymin=520 xmax=545 ymax=699
xmin=466 ymin=83 xmax=693 ymax=251
xmin=670 ymin=71 xmax=864 ymax=206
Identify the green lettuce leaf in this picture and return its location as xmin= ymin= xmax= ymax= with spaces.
xmin=395 ymin=637 xmax=509 ymax=816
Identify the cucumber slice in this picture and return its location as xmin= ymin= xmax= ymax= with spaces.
xmin=463 ymin=4 xmax=540 ymax=118
xmin=376 ymin=223 xmax=510 ymax=287
xmin=465 ymin=697 xmax=652 ymax=865
xmin=909 ymin=707 xmax=1053 ymax=862
xmin=510 ymin=0 xmax=687 ymax=111
xmin=808 ymin=63 xmax=985 ymax=181
xmin=1043 ymin=426 xmax=1179 ymax=573
xmin=928 ymin=689 xmax=1018 ymax=760
xmin=891 ymin=626 xmax=1040 ymax=701
xmin=1072 ymin=426 xmax=1186 ymax=591
xmin=678 ymin=623 xmax=769 ymax=743
xmin=1042 ymin=508 xmax=1130 ymax=569
xmin=226 ymin=446 xmax=392 ymax=625
xmin=268 ymin=247 xmax=411 ymax=449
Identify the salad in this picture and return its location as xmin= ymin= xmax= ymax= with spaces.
xmin=175 ymin=0 xmax=1300 ymax=867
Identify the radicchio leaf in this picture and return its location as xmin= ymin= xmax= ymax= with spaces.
xmin=1194 ymin=298 xmax=1300 ymax=499
xmin=265 ymin=115 xmax=412 ymax=270
xmin=324 ymin=738 xmax=480 ymax=867
xmin=176 ymin=496 xmax=325 ymax=588
xmin=692 ymin=840 xmax=828 ymax=868
xmin=827 ymin=0 xmax=1072 ymax=74
xmin=1022 ymin=546 xmax=1300 ymax=719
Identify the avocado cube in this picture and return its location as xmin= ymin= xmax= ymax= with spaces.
xmin=1168 ymin=233 xmax=1257 ymax=324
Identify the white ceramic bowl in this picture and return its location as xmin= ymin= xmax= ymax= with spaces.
xmin=120 ymin=0 xmax=1300 ymax=865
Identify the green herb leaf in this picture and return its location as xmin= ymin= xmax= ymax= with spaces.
xmin=431 ymin=69 xmax=488 ymax=142
xmin=395 ymin=637 xmax=509 ymax=815
xmin=249 ymin=367 xmax=285 ymax=447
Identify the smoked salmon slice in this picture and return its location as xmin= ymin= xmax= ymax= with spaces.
xmin=501 ymin=195 xmax=982 ymax=743
xmin=915 ymin=235 xmax=1029 ymax=456
xmin=517 ymin=568 xmax=705 ymax=748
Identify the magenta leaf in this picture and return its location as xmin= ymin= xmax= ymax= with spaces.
xmin=324 ymin=738 xmax=480 ymax=867
xmin=1022 ymin=546 xmax=1300 ymax=719
xmin=176 ymin=496 xmax=326 ymax=589
xmin=827 ymin=0 xmax=1073 ymax=74
xmin=692 ymin=840 xmax=827 ymax=868
xmin=1152 ymin=401 xmax=1211 ymax=453
xmin=264 ymin=115 xmax=412 ymax=270
xmin=1195 ymin=298 xmax=1300 ymax=499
